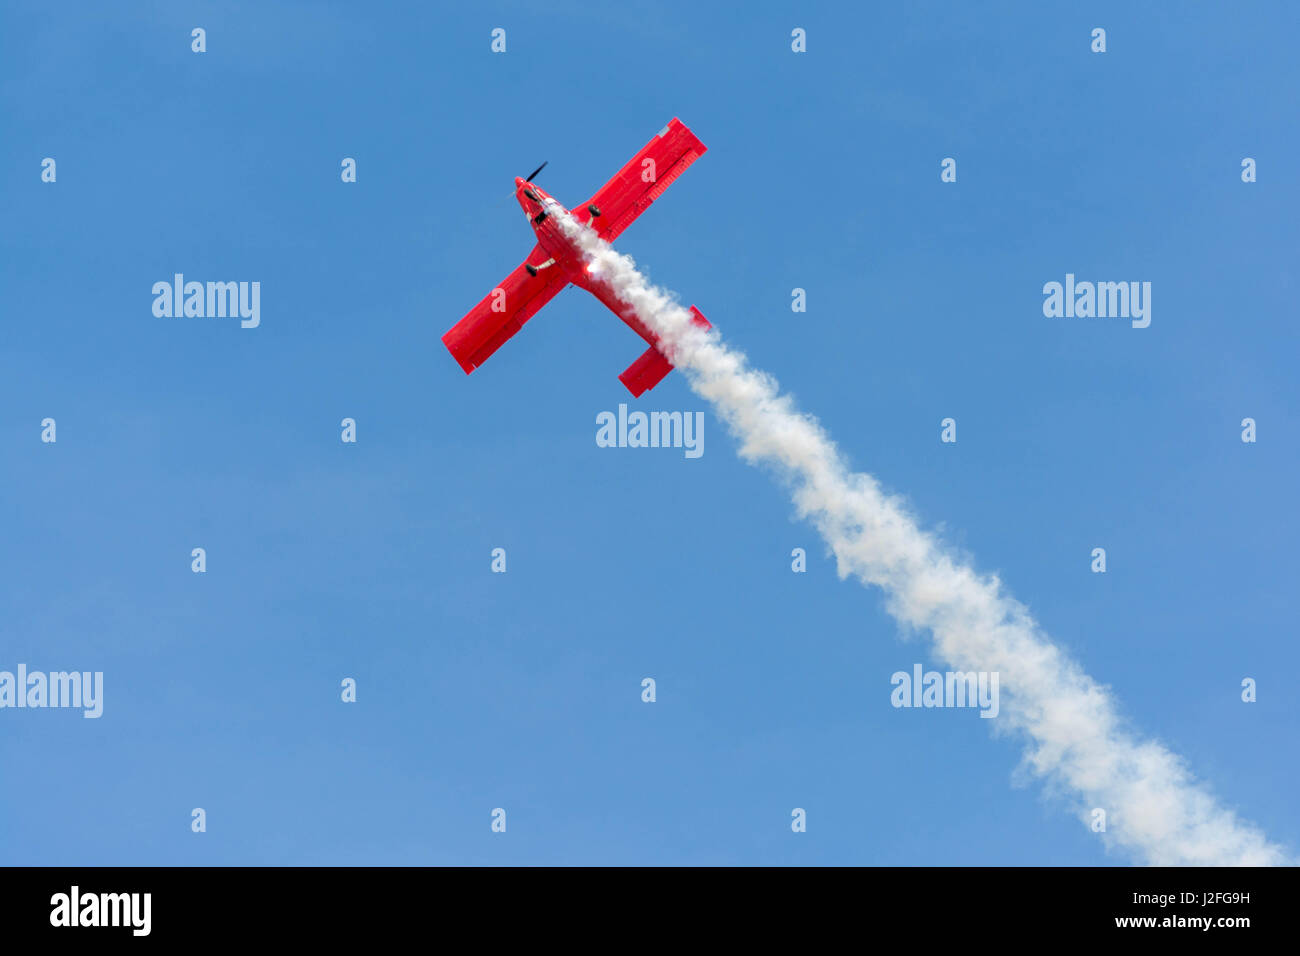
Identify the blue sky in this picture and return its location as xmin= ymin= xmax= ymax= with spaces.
xmin=1 ymin=1 xmax=1296 ymax=865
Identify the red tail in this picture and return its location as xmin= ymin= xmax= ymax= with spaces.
xmin=617 ymin=306 xmax=711 ymax=397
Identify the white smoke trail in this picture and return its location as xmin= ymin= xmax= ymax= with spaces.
xmin=555 ymin=204 xmax=1288 ymax=865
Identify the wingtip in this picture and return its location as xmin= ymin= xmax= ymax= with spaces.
xmin=618 ymin=371 xmax=647 ymax=398
xmin=442 ymin=337 xmax=478 ymax=375
xmin=688 ymin=305 xmax=712 ymax=329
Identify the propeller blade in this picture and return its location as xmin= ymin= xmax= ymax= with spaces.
xmin=525 ymin=161 xmax=548 ymax=182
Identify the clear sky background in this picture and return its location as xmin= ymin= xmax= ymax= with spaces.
xmin=1 ymin=1 xmax=1296 ymax=865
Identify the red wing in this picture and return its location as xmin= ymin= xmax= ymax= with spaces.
xmin=582 ymin=118 xmax=707 ymax=243
xmin=443 ymin=246 xmax=568 ymax=373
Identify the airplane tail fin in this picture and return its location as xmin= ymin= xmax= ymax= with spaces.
xmin=617 ymin=306 xmax=711 ymax=397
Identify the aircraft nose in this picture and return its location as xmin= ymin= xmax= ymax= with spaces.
xmin=514 ymin=177 xmax=525 ymax=188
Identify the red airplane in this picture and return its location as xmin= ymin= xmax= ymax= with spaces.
xmin=442 ymin=118 xmax=711 ymax=397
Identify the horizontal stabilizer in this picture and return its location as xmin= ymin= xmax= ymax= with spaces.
xmin=619 ymin=345 xmax=674 ymax=398
xmin=617 ymin=306 xmax=711 ymax=397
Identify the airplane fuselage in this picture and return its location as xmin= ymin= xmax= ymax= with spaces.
xmin=514 ymin=177 xmax=660 ymax=348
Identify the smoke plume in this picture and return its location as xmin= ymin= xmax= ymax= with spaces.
xmin=554 ymin=203 xmax=1288 ymax=865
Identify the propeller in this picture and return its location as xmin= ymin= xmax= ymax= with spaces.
xmin=503 ymin=161 xmax=551 ymax=203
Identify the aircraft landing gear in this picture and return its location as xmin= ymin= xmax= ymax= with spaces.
xmin=588 ymin=205 xmax=601 ymax=217
xmin=526 ymin=258 xmax=556 ymax=277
